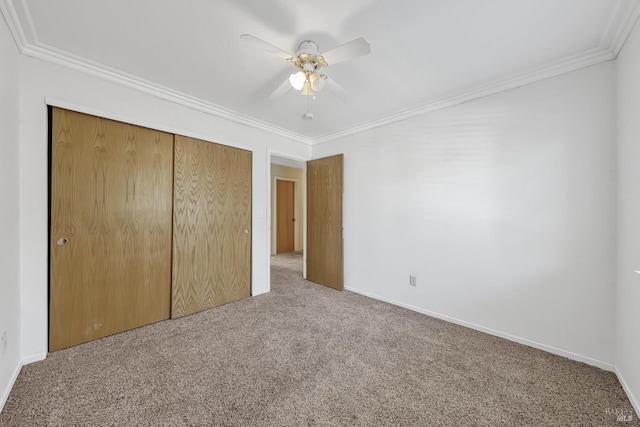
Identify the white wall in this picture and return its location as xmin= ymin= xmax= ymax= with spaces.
xmin=0 ymin=14 xmax=23 ymax=410
xmin=616 ymin=17 xmax=640 ymax=412
xmin=270 ymin=164 xmax=304 ymax=254
xmin=18 ymin=55 xmax=311 ymax=363
xmin=313 ymin=62 xmax=617 ymax=368
xmin=4 ymin=13 xmax=636 ymax=413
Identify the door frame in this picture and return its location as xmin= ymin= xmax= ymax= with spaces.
xmin=273 ymin=177 xmax=298 ymax=255
xmin=267 ymin=151 xmax=308 ymax=293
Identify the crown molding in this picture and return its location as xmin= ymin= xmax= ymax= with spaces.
xmin=15 ymin=0 xmax=38 ymax=44
xmin=312 ymin=0 xmax=640 ymax=145
xmin=610 ymin=0 xmax=640 ymax=55
xmin=23 ymin=43 xmax=312 ymax=145
xmin=3 ymin=0 xmax=639 ymax=147
xmin=0 ymin=0 xmax=26 ymax=52
xmin=0 ymin=0 xmax=312 ymax=145
xmin=312 ymin=47 xmax=615 ymax=145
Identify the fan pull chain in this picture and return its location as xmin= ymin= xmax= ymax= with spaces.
xmin=302 ymin=94 xmax=314 ymax=120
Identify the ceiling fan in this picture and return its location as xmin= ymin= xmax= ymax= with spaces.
xmin=240 ymin=34 xmax=371 ymax=104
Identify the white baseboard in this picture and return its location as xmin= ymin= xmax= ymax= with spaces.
xmin=0 ymin=351 xmax=47 ymax=413
xmin=22 ymin=352 xmax=46 ymax=365
xmin=345 ymin=286 xmax=615 ymax=372
xmin=252 ymin=289 xmax=269 ymax=297
xmin=616 ymin=367 xmax=640 ymax=417
xmin=0 ymin=360 xmax=22 ymax=413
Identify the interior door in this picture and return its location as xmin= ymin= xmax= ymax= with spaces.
xmin=276 ymin=180 xmax=295 ymax=253
xmin=172 ymin=135 xmax=252 ymax=318
xmin=307 ymin=154 xmax=344 ymax=290
xmin=49 ymin=108 xmax=174 ymax=351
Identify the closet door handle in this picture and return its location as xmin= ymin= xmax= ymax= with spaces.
xmin=243 ymin=229 xmax=249 ymax=234
xmin=56 ymin=237 xmax=69 ymax=246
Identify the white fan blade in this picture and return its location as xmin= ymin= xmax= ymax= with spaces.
xmin=325 ymin=77 xmax=354 ymax=104
xmin=269 ymin=78 xmax=293 ymax=100
xmin=240 ymin=34 xmax=293 ymax=60
xmin=322 ymin=37 xmax=371 ymax=66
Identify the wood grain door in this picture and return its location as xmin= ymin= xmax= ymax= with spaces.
xmin=307 ymin=154 xmax=343 ymax=290
xmin=50 ymin=108 xmax=174 ymax=351
xmin=172 ymin=135 xmax=252 ymax=318
xmin=276 ymin=180 xmax=295 ymax=253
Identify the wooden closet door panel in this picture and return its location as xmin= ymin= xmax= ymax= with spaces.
xmin=172 ymin=135 xmax=252 ymax=318
xmin=50 ymin=108 xmax=173 ymax=351
xmin=307 ymin=154 xmax=344 ymax=290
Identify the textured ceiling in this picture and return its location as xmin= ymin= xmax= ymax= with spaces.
xmin=3 ymin=0 xmax=640 ymax=144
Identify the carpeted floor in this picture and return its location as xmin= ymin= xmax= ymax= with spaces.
xmin=1 ymin=251 xmax=637 ymax=426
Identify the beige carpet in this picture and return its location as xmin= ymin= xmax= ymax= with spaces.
xmin=1 ymin=251 xmax=637 ymax=426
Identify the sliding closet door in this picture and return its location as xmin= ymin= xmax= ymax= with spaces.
xmin=307 ymin=154 xmax=344 ymax=290
xmin=50 ymin=108 xmax=174 ymax=351
xmin=172 ymin=135 xmax=252 ymax=318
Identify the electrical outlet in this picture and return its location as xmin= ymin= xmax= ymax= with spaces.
xmin=1 ymin=331 xmax=7 ymax=354
xmin=409 ymin=275 xmax=417 ymax=286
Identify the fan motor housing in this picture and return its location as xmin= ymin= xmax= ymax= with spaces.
xmin=289 ymin=40 xmax=328 ymax=69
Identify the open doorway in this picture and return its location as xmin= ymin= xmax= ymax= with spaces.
xmin=270 ymin=155 xmax=305 ymax=284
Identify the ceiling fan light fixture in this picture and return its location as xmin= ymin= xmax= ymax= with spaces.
xmin=310 ymin=74 xmax=327 ymax=92
xmin=241 ymin=34 xmax=370 ymax=103
xmin=289 ymin=71 xmax=306 ymax=90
